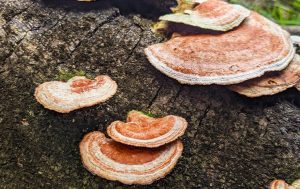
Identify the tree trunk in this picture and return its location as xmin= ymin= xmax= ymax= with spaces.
xmin=0 ymin=0 xmax=299 ymax=188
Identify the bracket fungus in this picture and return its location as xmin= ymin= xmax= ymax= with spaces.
xmin=107 ymin=110 xmax=188 ymax=148
xmin=145 ymin=12 xmax=295 ymax=85
xmin=159 ymin=0 xmax=250 ymax=31
xmin=79 ymin=131 xmax=183 ymax=185
xmin=269 ymin=180 xmax=290 ymax=189
xmin=269 ymin=179 xmax=300 ymax=189
xmin=35 ymin=75 xmax=117 ymax=113
xmin=228 ymin=55 xmax=300 ymax=97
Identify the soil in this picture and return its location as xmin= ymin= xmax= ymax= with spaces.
xmin=0 ymin=0 xmax=299 ymax=188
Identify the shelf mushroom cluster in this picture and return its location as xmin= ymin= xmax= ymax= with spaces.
xmin=34 ymin=76 xmax=188 ymax=185
xmin=80 ymin=111 xmax=188 ymax=185
xmin=146 ymin=0 xmax=300 ymax=97
xmin=33 ymin=0 xmax=300 ymax=186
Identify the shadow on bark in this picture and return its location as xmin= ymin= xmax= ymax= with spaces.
xmin=41 ymin=0 xmax=175 ymax=19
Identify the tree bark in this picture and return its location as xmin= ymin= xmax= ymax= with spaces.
xmin=0 ymin=0 xmax=299 ymax=188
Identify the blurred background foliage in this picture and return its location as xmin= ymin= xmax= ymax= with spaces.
xmin=229 ymin=0 xmax=300 ymax=25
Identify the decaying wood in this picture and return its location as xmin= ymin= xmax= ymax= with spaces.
xmin=0 ymin=0 xmax=299 ymax=188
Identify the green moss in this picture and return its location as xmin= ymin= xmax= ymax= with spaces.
xmin=151 ymin=20 xmax=168 ymax=33
xmin=128 ymin=110 xmax=157 ymax=118
xmin=54 ymin=68 xmax=87 ymax=82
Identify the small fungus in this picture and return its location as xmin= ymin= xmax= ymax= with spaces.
xmin=159 ymin=0 xmax=250 ymax=31
xmin=79 ymin=131 xmax=183 ymax=185
xmin=269 ymin=179 xmax=300 ymax=189
xmin=145 ymin=12 xmax=295 ymax=85
xmin=228 ymin=55 xmax=300 ymax=97
xmin=269 ymin=180 xmax=290 ymax=189
xmin=35 ymin=75 xmax=117 ymax=113
xmin=107 ymin=110 xmax=188 ymax=148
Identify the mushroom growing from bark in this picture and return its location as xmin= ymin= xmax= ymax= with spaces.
xmin=35 ymin=75 xmax=117 ymax=113
xmin=269 ymin=179 xmax=300 ymax=189
xmin=159 ymin=0 xmax=250 ymax=31
xmin=107 ymin=110 xmax=188 ymax=148
xmin=79 ymin=131 xmax=183 ymax=185
xmin=145 ymin=12 xmax=295 ymax=85
xmin=228 ymin=55 xmax=300 ymax=97
xmin=269 ymin=180 xmax=290 ymax=189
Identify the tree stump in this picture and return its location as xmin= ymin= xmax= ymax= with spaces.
xmin=0 ymin=0 xmax=299 ymax=188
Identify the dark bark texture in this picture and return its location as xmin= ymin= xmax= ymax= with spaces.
xmin=0 ymin=0 xmax=300 ymax=188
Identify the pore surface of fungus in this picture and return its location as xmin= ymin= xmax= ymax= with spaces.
xmin=145 ymin=12 xmax=295 ymax=85
xmin=228 ymin=55 xmax=300 ymax=97
xmin=80 ymin=131 xmax=183 ymax=185
xmin=160 ymin=0 xmax=250 ymax=31
xmin=35 ymin=75 xmax=117 ymax=113
xmin=107 ymin=111 xmax=188 ymax=148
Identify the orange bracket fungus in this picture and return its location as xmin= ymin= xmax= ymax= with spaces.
xmin=80 ymin=112 xmax=187 ymax=184
xmin=269 ymin=179 xmax=300 ymax=189
xmin=269 ymin=180 xmax=290 ymax=189
xmin=79 ymin=131 xmax=183 ymax=185
xmin=159 ymin=0 xmax=250 ymax=31
xmin=35 ymin=75 xmax=117 ymax=113
xmin=228 ymin=55 xmax=300 ymax=97
xmin=107 ymin=110 xmax=188 ymax=148
xmin=145 ymin=12 xmax=295 ymax=85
